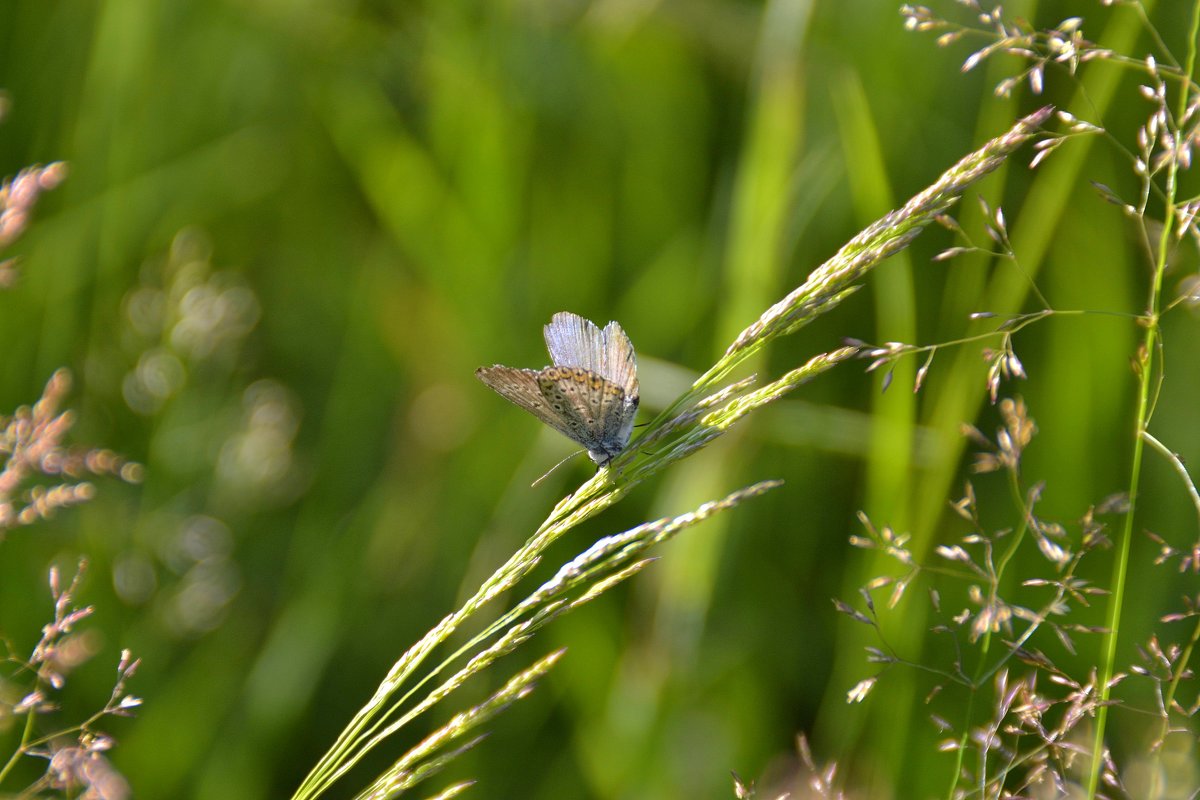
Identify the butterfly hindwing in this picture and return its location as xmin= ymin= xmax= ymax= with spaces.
xmin=602 ymin=388 xmax=638 ymax=449
xmin=535 ymin=367 xmax=608 ymax=449
xmin=600 ymin=320 xmax=638 ymax=398
xmin=534 ymin=366 xmax=635 ymax=463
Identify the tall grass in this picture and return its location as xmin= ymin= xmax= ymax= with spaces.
xmin=1 ymin=1 xmax=1198 ymax=798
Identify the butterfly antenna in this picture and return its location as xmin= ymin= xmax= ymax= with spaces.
xmin=531 ymin=450 xmax=586 ymax=488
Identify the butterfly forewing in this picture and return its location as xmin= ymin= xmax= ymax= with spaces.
xmin=475 ymin=366 xmax=581 ymax=443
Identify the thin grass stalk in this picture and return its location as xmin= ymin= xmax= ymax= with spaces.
xmin=1140 ymin=431 xmax=1200 ymax=528
xmin=1088 ymin=6 xmax=1200 ymax=792
xmin=415 ymin=782 xmax=475 ymax=800
xmin=356 ymin=481 xmax=779 ymax=798
xmin=1088 ymin=36 xmax=1193 ymax=800
xmin=809 ymin=74 xmax=924 ymax=793
xmin=417 ymin=781 xmax=475 ymax=800
xmin=295 ymin=480 xmax=784 ymax=797
xmin=356 ymin=651 xmax=565 ymax=800
xmin=321 ymin=480 xmax=782 ymax=794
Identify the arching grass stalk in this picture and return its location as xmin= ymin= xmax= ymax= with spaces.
xmin=291 ymin=107 xmax=1051 ymax=800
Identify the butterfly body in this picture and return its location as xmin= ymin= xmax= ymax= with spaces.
xmin=476 ymin=313 xmax=639 ymax=467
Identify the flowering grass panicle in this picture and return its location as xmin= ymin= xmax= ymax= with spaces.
xmin=0 ymin=118 xmax=142 ymax=800
xmin=784 ymin=4 xmax=1200 ymax=798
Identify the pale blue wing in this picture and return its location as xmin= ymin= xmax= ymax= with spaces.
xmin=544 ymin=312 xmax=638 ymax=397
xmin=600 ymin=319 xmax=638 ymax=397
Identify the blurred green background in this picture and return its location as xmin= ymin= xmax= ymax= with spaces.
xmin=2 ymin=0 xmax=1199 ymax=797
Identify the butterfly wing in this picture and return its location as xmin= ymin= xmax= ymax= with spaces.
xmin=544 ymin=312 xmax=638 ymax=397
xmin=601 ymin=386 xmax=638 ymax=454
xmin=475 ymin=366 xmax=582 ymax=443
xmin=536 ymin=366 xmax=633 ymax=464
xmin=600 ymin=320 xmax=638 ymax=398
xmin=480 ymin=312 xmax=639 ymax=466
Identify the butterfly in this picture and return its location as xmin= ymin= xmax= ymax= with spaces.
xmin=476 ymin=312 xmax=639 ymax=467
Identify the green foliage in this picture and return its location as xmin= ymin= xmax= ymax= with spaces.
xmin=1 ymin=0 xmax=1199 ymax=798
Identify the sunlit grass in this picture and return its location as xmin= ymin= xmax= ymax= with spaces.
xmin=2 ymin=1 xmax=1199 ymax=798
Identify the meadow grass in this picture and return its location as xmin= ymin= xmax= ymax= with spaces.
xmin=2 ymin=2 xmax=1199 ymax=798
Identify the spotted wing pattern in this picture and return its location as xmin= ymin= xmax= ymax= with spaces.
xmin=544 ymin=312 xmax=638 ymax=398
xmin=478 ymin=312 xmax=640 ymax=467
xmin=475 ymin=366 xmax=581 ymax=443
xmin=535 ymin=366 xmax=634 ymax=465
